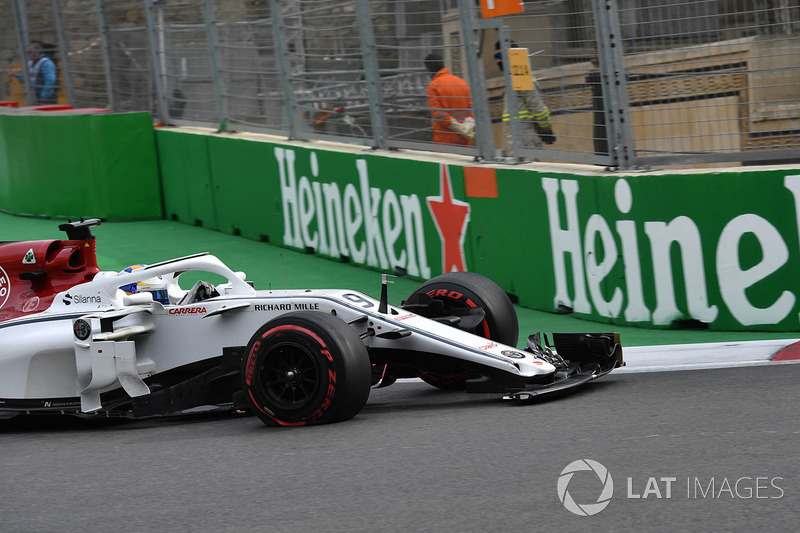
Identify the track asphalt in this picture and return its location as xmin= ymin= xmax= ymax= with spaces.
xmin=2 ymin=212 xmax=798 ymax=368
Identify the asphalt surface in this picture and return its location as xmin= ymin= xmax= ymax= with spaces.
xmin=1 ymin=364 xmax=798 ymax=532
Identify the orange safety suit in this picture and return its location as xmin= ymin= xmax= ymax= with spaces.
xmin=426 ymin=68 xmax=474 ymax=146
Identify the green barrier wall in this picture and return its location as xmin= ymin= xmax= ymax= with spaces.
xmin=159 ymin=132 xmax=447 ymax=275
xmin=0 ymin=111 xmax=161 ymax=220
xmin=490 ymin=170 xmax=800 ymax=331
xmin=4 ymin=115 xmax=797 ymax=332
xmin=155 ymin=129 xmax=800 ymax=332
xmin=156 ymin=129 xmax=217 ymax=229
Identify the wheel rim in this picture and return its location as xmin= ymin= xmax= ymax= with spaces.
xmin=260 ymin=341 xmax=321 ymax=410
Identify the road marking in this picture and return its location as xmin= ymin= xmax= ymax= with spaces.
xmin=772 ymin=340 xmax=800 ymax=361
xmin=617 ymin=338 xmax=800 ymax=373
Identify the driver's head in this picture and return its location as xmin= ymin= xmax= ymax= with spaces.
xmin=119 ymin=265 xmax=170 ymax=304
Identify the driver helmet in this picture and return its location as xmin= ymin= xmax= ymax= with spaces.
xmin=119 ymin=265 xmax=171 ymax=305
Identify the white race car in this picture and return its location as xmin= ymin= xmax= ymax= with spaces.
xmin=0 ymin=219 xmax=623 ymax=426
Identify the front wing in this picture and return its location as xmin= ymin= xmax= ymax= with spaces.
xmin=501 ymin=332 xmax=624 ymax=401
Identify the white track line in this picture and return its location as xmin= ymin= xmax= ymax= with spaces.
xmin=616 ymin=338 xmax=800 ymax=373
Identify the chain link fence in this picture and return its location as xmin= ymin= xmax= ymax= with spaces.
xmin=3 ymin=0 xmax=800 ymax=169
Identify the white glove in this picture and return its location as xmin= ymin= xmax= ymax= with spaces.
xmin=448 ymin=119 xmax=465 ymax=134
xmin=448 ymin=117 xmax=475 ymax=139
xmin=461 ymin=117 xmax=475 ymax=139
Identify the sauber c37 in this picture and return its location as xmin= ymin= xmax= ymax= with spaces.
xmin=0 ymin=219 xmax=623 ymax=426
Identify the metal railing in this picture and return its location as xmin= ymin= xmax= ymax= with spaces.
xmin=3 ymin=0 xmax=800 ymax=170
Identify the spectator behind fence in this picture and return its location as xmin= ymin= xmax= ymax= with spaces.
xmin=15 ymin=41 xmax=58 ymax=105
xmin=494 ymin=41 xmax=554 ymax=158
xmin=424 ymin=53 xmax=475 ymax=146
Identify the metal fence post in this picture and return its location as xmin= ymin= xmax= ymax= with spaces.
xmin=458 ymin=0 xmax=495 ymax=161
xmin=592 ymin=0 xmax=635 ymax=170
xmin=201 ymin=0 xmax=226 ymax=132
xmin=269 ymin=0 xmax=298 ymax=139
xmin=11 ymin=0 xmax=34 ymax=105
xmin=496 ymin=25 xmax=522 ymax=161
xmin=94 ymin=0 xmax=116 ymax=110
xmin=51 ymin=0 xmax=75 ymax=106
xmin=354 ymin=0 xmax=387 ymax=150
xmin=143 ymin=0 xmax=169 ymax=123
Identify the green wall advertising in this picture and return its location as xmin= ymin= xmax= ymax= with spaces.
xmin=158 ymin=130 xmax=800 ymax=332
xmin=533 ymin=171 xmax=800 ymax=331
xmin=4 ymin=113 xmax=798 ymax=332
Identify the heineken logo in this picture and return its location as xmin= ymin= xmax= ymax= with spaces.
xmin=274 ymin=146 xmax=800 ymax=329
xmin=542 ymin=175 xmax=800 ymax=328
xmin=427 ymin=165 xmax=470 ymax=273
xmin=277 ymin=148 xmax=471 ymax=277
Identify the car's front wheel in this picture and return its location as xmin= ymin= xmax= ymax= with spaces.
xmin=241 ymin=311 xmax=371 ymax=426
xmin=403 ymin=272 xmax=519 ymax=389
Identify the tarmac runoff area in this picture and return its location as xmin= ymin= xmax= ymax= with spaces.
xmin=2 ymin=213 xmax=799 ymax=376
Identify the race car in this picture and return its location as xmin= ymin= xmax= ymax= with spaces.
xmin=0 ymin=218 xmax=623 ymax=426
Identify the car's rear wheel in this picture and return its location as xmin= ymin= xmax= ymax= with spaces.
xmin=242 ymin=311 xmax=371 ymax=426
xmin=403 ymin=272 xmax=519 ymax=389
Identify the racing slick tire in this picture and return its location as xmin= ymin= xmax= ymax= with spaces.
xmin=241 ymin=311 xmax=371 ymax=427
xmin=405 ymin=272 xmax=519 ymax=389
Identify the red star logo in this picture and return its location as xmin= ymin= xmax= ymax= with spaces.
xmin=427 ymin=165 xmax=471 ymax=273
